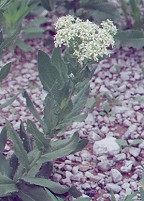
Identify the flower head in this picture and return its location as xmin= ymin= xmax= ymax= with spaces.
xmin=54 ymin=15 xmax=117 ymax=65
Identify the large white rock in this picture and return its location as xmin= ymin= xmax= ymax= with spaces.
xmin=93 ymin=137 xmax=120 ymax=156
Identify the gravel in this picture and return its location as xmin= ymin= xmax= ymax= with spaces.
xmin=0 ymin=32 xmax=144 ymax=200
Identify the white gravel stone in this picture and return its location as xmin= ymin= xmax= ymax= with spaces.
xmin=114 ymin=153 xmax=126 ymax=161
xmin=101 ymin=126 xmax=109 ymax=134
xmin=85 ymin=113 xmax=95 ymax=125
xmin=118 ymin=84 xmax=126 ymax=92
xmin=88 ymin=131 xmax=101 ymax=142
xmin=136 ymin=112 xmax=143 ymax=122
xmin=111 ymin=169 xmax=123 ymax=183
xmin=123 ymin=119 xmax=132 ymax=127
xmin=80 ymin=150 xmax=92 ymax=162
xmin=112 ymin=106 xmax=130 ymax=114
xmin=93 ymin=137 xmax=120 ymax=156
xmin=135 ymin=86 xmax=144 ymax=94
xmin=97 ymin=160 xmax=112 ymax=171
xmin=129 ymin=147 xmax=141 ymax=157
xmin=71 ymin=172 xmax=84 ymax=181
xmin=106 ymin=183 xmax=122 ymax=193
xmin=121 ymin=160 xmax=133 ymax=173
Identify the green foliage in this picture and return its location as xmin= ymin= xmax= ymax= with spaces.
xmin=0 ymin=0 xmax=47 ymax=54
xmin=0 ymin=46 xmax=95 ymax=200
xmin=0 ymin=62 xmax=10 ymax=83
xmin=0 ymin=120 xmax=89 ymax=200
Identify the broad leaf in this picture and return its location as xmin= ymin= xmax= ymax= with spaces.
xmin=36 ymin=162 xmax=53 ymax=179
xmin=69 ymin=186 xmax=82 ymax=198
xmin=0 ymin=92 xmax=21 ymax=109
xmin=21 ymin=177 xmax=69 ymax=194
xmin=24 ymin=27 xmax=44 ymax=33
xmin=16 ymin=39 xmax=33 ymax=52
xmin=0 ymin=153 xmax=12 ymax=177
xmin=80 ymin=1 xmax=119 ymax=21
xmin=0 ymin=62 xmax=11 ymax=83
xmin=23 ymin=90 xmax=44 ymax=127
xmin=56 ymin=113 xmax=87 ymax=131
xmin=27 ymin=133 xmax=79 ymax=176
xmin=6 ymin=120 xmax=29 ymax=170
xmin=74 ymin=198 xmax=91 ymax=201
xmin=0 ymin=173 xmax=18 ymax=196
xmin=46 ymin=189 xmax=64 ymax=201
xmin=0 ymin=27 xmax=20 ymax=54
xmin=43 ymin=95 xmax=60 ymax=135
xmin=115 ymin=30 xmax=144 ymax=49
xmin=24 ymin=17 xmax=48 ymax=28
xmin=18 ymin=186 xmax=55 ymax=201
xmin=27 ymin=119 xmax=50 ymax=150
xmin=51 ymin=47 xmax=68 ymax=85
xmin=38 ymin=50 xmax=62 ymax=93
xmin=71 ymin=139 xmax=89 ymax=154
xmin=9 ymin=154 xmax=18 ymax=178
xmin=0 ymin=127 xmax=7 ymax=153
xmin=41 ymin=0 xmax=57 ymax=11
xmin=64 ymin=83 xmax=89 ymax=119
xmin=125 ymin=192 xmax=138 ymax=201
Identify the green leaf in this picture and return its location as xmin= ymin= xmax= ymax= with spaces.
xmin=27 ymin=133 xmax=79 ymax=176
xmin=41 ymin=0 xmax=57 ymax=11
xmin=80 ymin=1 xmax=119 ymax=21
xmin=51 ymin=47 xmax=68 ymax=85
xmin=130 ymin=139 xmax=143 ymax=146
xmin=129 ymin=0 xmax=141 ymax=28
xmin=116 ymin=139 xmax=128 ymax=147
xmin=9 ymin=154 xmax=18 ymax=178
xmin=85 ymin=97 xmax=96 ymax=111
xmin=125 ymin=192 xmax=138 ymax=201
xmin=43 ymin=95 xmax=60 ymax=135
xmin=23 ymin=32 xmax=44 ymax=39
xmin=0 ymin=127 xmax=7 ymax=153
xmin=0 ymin=92 xmax=21 ymax=109
xmin=110 ymin=191 xmax=116 ymax=201
xmin=23 ymin=90 xmax=44 ymax=127
xmin=74 ymin=198 xmax=91 ymax=201
xmin=46 ymin=189 xmax=63 ymax=201
xmin=38 ymin=50 xmax=62 ymax=92
xmin=21 ymin=177 xmax=69 ymax=194
xmin=27 ymin=119 xmax=50 ymax=150
xmin=0 ymin=62 xmax=10 ymax=83
xmin=24 ymin=17 xmax=48 ymax=28
xmin=65 ymin=83 xmax=89 ymax=119
xmin=139 ymin=187 xmax=144 ymax=201
xmin=0 ymin=153 xmax=12 ymax=177
xmin=24 ymin=27 xmax=44 ymax=33
xmin=19 ymin=121 xmax=32 ymax=152
xmin=115 ymin=30 xmax=144 ymax=49
xmin=103 ymin=102 xmax=111 ymax=113
xmin=6 ymin=120 xmax=29 ymax=170
xmin=69 ymin=186 xmax=82 ymax=198
xmin=36 ymin=162 xmax=53 ymax=179
xmin=71 ymin=139 xmax=89 ymax=154
xmin=18 ymin=186 xmax=56 ymax=201
xmin=0 ymin=173 xmax=18 ymax=196
xmin=15 ymin=39 xmax=33 ymax=52
xmin=0 ymin=28 xmax=20 ymax=54
xmin=57 ymin=113 xmax=87 ymax=130
xmin=40 ymin=132 xmax=79 ymax=161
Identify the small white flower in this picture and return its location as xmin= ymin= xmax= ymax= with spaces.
xmin=54 ymin=15 xmax=117 ymax=65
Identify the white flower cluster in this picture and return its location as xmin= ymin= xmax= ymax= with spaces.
xmin=54 ymin=15 xmax=117 ymax=65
